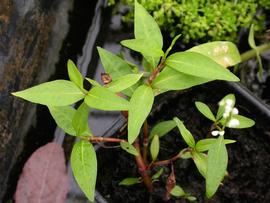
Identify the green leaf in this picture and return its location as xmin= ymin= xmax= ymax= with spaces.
xmin=48 ymin=106 xmax=76 ymax=136
xmin=85 ymin=78 xmax=101 ymax=87
xmin=150 ymin=135 xmax=160 ymax=161
xmin=106 ymin=73 xmax=143 ymax=93
xmin=12 ymin=80 xmax=85 ymax=106
xmin=206 ymin=135 xmax=228 ymax=198
xmin=71 ymin=141 xmax=97 ymax=202
xmin=120 ymin=142 xmax=139 ymax=156
xmin=170 ymin=185 xmax=185 ymax=197
xmin=152 ymin=168 xmax=164 ymax=180
xmin=72 ymin=102 xmax=92 ymax=136
xmin=187 ymin=42 xmax=241 ymax=68
xmin=121 ymin=39 xmax=164 ymax=58
xmin=196 ymin=138 xmax=236 ymax=152
xmin=119 ymin=177 xmax=141 ymax=186
xmin=195 ymin=102 xmax=216 ymax=121
xmin=134 ymin=0 xmax=163 ymax=48
xmin=85 ymin=86 xmax=129 ymax=111
xmin=192 ymin=151 xmax=207 ymax=178
xmin=166 ymin=52 xmax=239 ymax=81
xmin=97 ymin=47 xmax=133 ymax=79
xmin=67 ymin=59 xmax=84 ymax=89
xmin=216 ymin=94 xmax=236 ymax=120
xmin=142 ymin=57 xmax=154 ymax=72
xmin=221 ymin=115 xmax=255 ymax=129
xmin=128 ymin=85 xmax=154 ymax=143
xmin=144 ymin=56 xmax=160 ymax=71
xmin=174 ymin=117 xmax=195 ymax=148
xmin=164 ymin=34 xmax=181 ymax=58
xmin=152 ymin=66 xmax=212 ymax=91
xmin=149 ymin=120 xmax=176 ymax=139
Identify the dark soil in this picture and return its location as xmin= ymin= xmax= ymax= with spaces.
xmin=96 ymin=82 xmax=270 ymax=203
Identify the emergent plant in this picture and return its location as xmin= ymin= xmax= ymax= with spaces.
xmin=12 ymin=1 xmax=254 ymax=202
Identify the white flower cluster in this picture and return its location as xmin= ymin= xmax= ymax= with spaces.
xmin=218 ymin=98 xmax=240 ymax=128
xmin=211 ymin=130 xmax=225 ymax=136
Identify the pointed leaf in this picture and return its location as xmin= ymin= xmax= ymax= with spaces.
xmin=206 ymin=136 xmax=228 ymax=198
xmin=192 ymin=151 xmax=207 ymax=178
xmin=187 ymin=42 xmax=241 ymax=67
xmin=121 ymin=39 xmax=164 ymax=58
xmin=221 ymin=115 xmax=255 ymax=129
xmin=12 ymin=80 xmax=85 ymax=106
xmin=149 ymin=120 xmax=176 ymax=139
xmin=152 ymin=168 xmax=164 ymax=180
xmin=152 ymin=66 xmax=211 ymax=91
xmin=97 ymin=47 xmax=132 ymax=79
xmin=119 ymin=177 xmax=141 ymax=186
xmin=15 ymin=143 xmax=69 ymax=203
xmin=48 ymin=106 xmax=76 ymax=136
xmin=67 ymin=59 xmax=84 ymax=89
xmin=174 ymin=117 xmax=195 ymax=148
xmin=128 ymin=85 xmax=154 ymax=143
xmin=71 ymin=141 xmax=97 ymax=202
xmin=166 ymin=52 xmax=239 ymax=81
xmin=195 ymin=101 xmax=216 ymax=121
xmin=164 ymin=34 xmax=181 ymax=58
xmin=170 ymin=185 xmax=186 ymax=197
xmin=85 ymin=86 xmax=129 ymax=111
xmin=86 ymin=78 xmax=101 ymax=87
xmin=120 ymin=142 xmax=139 ymax=156
xmin=196 ymin=138 xmax=236 ymax=152
xmin=72 ymin=102 xmax=92 ymax=136
xmin=106 ymin=73 xmax=143 ymax=93
xmin=150 ymin=135 xmax=160 ymax=161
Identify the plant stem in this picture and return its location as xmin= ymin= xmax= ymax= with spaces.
xmin=147 ymin=58 xmax=166 ymax=85
xmin=86 ymin=136 xmax=127 ymax=143
xmin=241 ymin=43 xmax=270 ymax=62
xmin=143 ymin=120 xmax=149 ymax=163
xmin=133 ymin=139 xmax=154 ymax=193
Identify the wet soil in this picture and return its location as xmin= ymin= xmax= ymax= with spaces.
xmin=96 ymin=82 xmax=270 ymax=203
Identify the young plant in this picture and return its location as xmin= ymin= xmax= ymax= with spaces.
xmin=12 ymin=1 xmax=254 ymax=201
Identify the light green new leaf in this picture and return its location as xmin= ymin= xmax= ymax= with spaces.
xmin=195 ymin=102 xmax=216 ymax=121
xmin=196 ymin=138 xmax=236 ymax=152
xmin=48 ymin=106 xmax=76 ymax=136
xmin=152 ymin=168 xmax=164 ymax=180
xmin=170 ymin=185 xmax=186 ymax=197
xmin=71 ymin=141 xmax=97 ymax=202
xmin=166 ymin=52 xmax=239 ymax=81
xmin=174 ymin=117 xmax=195 ymax=148
xmin=119 ymin=177 xmax=141 ymax=186
xmin=187 ymin=41 xmax=241 ymax=68
xmin=221 ymin=115 xmax=255 ymax=129
xmin=72 ymin=102 xmax=92 ymax=136
xmin=128 ymin=85 xmax=154 ymax=144
xmin=85 ymin=78 xmax=101 ymax=87
xmin=164 ymin=34 xmax=181 ymax=58
xmin=97 ymin=47 xmax=132 ymax=79
xmin=67 ymin=59 xmax=84 ymax=89
xmin=120 ymin=142 xmax=139 ymax=156
xmin=206 ymin=136 xmax=228 ymax=198
xmin=85 ymin=86 xmax=129 ymax=111
xmin=134 ymin=0 xmax=163 ymax=48
xmin=12 ymin=80 xmax=85 ymax=106
xmin=149 ymin=120 xmax=176 ymax=139
xmin=152 ymin=66 xmax=212 ymax=91
xmin=192 ymin=151 xmax=208 ymax=178
xmin=150 ymin=135 xmax=160 ymax=161
xmin=106 ymin=73 xmax=143 ymax=93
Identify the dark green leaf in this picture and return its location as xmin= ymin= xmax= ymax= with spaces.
xmin=187 ymin=41 xmax=241 ymax=67
xmin=150 ymin=135 xmax=160 ymax=161
xmin=12 ymin=80 xmax=85 ymax=106
xmin=72 ymin=102 xmax=92 ymax=136
xmin=206 ymin=136 xmax=228 ymax=198
xmin=196 ymin=138 xmax=236 ymax=152
xmin=119 ymin=177 xmax=141 ymax=186
xmin=71 ymin=141 xmax=97 ymax=201
xmin=149 ymin=120 xmax=176 ymax=139
xmin=85 ymin=86 xmax=129 ymax=111
xmin=120 ymin=142 xmax=139 ymax=156
xmin=67 ymin=59 xmax=84 ymax=89
xmin=48 ymin=106 xmax=76 ymax=136
xmin=174 ymin=117 xmax=195 ymax=148
xmin=128 ymin=85 xmax=154 ymax=143
xmin=166 ymin=52 xmax=239 ymax=81
xmin=195 ymin=101 xmax=216 ymax=121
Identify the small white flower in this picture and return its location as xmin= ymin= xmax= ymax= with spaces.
xmin=232 ymin=107 xmax=239 ymax=115
xmin=228 ymin=118 xmax=240 ymax=128
xmin=223 ymin=112 xmax=230 ymax=118
xmin=211 ymin=130 xmax=220 ymax=136
xmin=225 ymin=99 xmax=233 ymax=107
xmin=219 ymin=131 xmax=225 ymax=136
xmin=225 ymin=105 xmax=232 ymax=113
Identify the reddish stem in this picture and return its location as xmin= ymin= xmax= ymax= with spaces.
xmin=147 ymin=58 xmax=166 ymax=85
xmin=87 ymin=136 xmax=127 ymax=143
xmin=151 ymin=152 xmax=182 ymax=168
